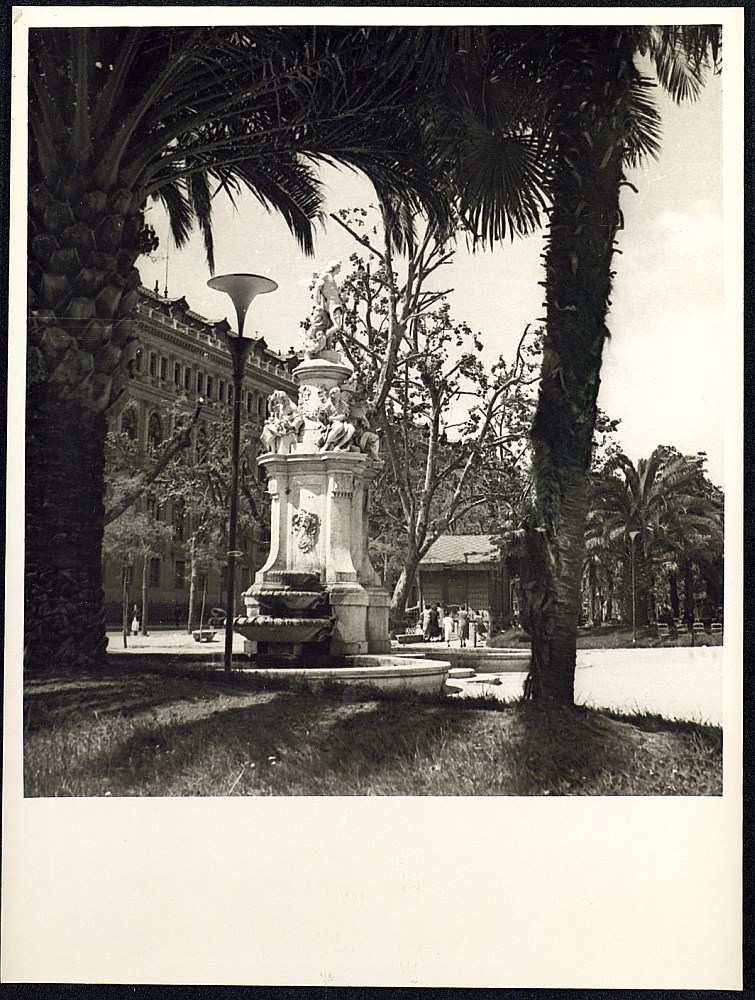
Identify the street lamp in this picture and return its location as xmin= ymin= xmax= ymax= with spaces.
xmin=629 ymin=530 xmax=640 ymax=644
xmin=207 ymin=273 xmax=278 ymax=671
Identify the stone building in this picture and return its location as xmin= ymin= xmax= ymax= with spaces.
xmin=103 ymin=286 xmax=298 ymax=626
xmin=416 ymin=534 xmax=515 ymax=633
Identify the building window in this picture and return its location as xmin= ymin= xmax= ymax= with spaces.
xmin=120 ymin=406 xmax=138 ymax=441
xmin=174 ymin=560 xmax=185 ymax=590
xmin=206 ymin=375 xmax=213 ymax=399
xmin=149 ymin=558 xmax=161 ymax=589
xmin=149 ymin=352 xmax=157 ymax=377
xmin=246 ymin=391 xmax=253 ymax=414
xmin=184 ymin=366 xmax=191 ymax=391
xmin=174 ymin=362 xmax=181 ymax=386
xmin=159 ymin=357 xmax=167 ymax=381
xmin=219 ymin=379 xmax=225 ymax=402
xmin=147 ymin=412 xmax=163 ymax=453
xmin=134 ymin=348 xmax=143 ymax=373
xmin=257 ymin=395 xmax=265 ymax=417
xmin=227 ymin=384 xmax=233 ymax=405
xmin=197 ymin=372 xmax=204 ymax=396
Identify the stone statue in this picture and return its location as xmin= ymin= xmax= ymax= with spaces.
xmin=303 ymin=260 xmax=344 ymax=359
xmin=260 ymin=390 xmax=303 ymax=455
xmin=317 ymin=386 xmax=356 ymax=451
xmin=343 ymin=390 xmax=380 ymax=458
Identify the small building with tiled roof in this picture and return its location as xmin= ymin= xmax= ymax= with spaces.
xmin=417 ymin=534 xmax=516 ymax=633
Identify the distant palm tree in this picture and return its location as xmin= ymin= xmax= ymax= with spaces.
xmin=26 ymin=26 xmax=450 ymax=672
xmin=585 ymin=447 xmax=723 ymax=626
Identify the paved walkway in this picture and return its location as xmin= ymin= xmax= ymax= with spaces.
xmin=451 ymin=647 xmax=724 ymax=725
xmin=107 ymin=631 xmax=725 ymax=725
xmin=107 ymin=628 xmax=247 ymax=656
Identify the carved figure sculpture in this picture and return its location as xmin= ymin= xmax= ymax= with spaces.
xmin=260 ymin=390 xmax=303 ymax=454
xmin=317 ymin=386 xmax=356 ymax=451
xmin=303 ymin=260 xmax=344 ymax=358
xmin=348 ymin=397 xmax=380 ymax=457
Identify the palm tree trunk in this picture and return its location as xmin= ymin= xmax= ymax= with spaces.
xmin=669 ymin=571 xmax=680 ymax=618
xmin=27 ymin=170 xmax=145 ymax=672
xmin=525 ymin=28 xmax=633 ymax=704
xmin=24 ymin=393 xmax=109 ymax=672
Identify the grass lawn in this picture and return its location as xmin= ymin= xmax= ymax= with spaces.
xmin=23 ymin=659 xmax=722 ymax=797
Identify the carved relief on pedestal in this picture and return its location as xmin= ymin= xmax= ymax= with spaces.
xmin=291 ymin=508 xmax=320 ymax=552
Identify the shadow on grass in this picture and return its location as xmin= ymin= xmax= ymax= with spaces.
xmin=23 ymin=663 xmax=267 ymax=734
xmin=512 ymin=702 xmax=722 ymax=795
xmin=58 ymin=689 xmax=475 ymax=796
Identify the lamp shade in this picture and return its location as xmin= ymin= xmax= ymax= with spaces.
xmin=207 ymin=273 xmax=278 ymax=337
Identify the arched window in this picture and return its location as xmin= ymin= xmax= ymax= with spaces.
xmin=120 ymin=406 xmax=138 ymax=441
xmin=147 ymin=412 xmax=163 ymax=453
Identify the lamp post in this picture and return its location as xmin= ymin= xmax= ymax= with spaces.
xmin=207 ymin=273 xmax=278 ymax=671
xmin=629 ymin=530 xmax=640 ymax=644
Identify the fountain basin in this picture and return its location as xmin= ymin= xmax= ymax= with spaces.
xmin=234 ymin=616 xmax=333 ymax=645
xmin=241 ymin=655 xmax=449 ymax=694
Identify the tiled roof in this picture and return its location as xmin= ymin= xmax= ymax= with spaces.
xmin=419 ymin=534 xmax=501 ymax=566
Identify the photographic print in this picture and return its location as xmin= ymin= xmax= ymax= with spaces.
xmin=3 ymin=6 xmax=743 ymax=988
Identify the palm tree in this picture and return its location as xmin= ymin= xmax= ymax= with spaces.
xmin=26 ymin=26 xmax=452 ymax=673
xmin=430 ymin=26 xmax=721 ymax=701
xmin=585 ymin=447 xmax=723 ymax=626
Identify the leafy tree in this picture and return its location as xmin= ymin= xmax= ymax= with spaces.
xmin=102 ymin=508 xmax=173 ymax=638
xmin=104 ymin=397 xmax=203 ymax=525
xmin=26 ymin=25 xmax=452 ymax=672
xmin=157 ymin=411 xmax=268 ymax=631
xmin=335 ymin=207 xmax=538 ymax=621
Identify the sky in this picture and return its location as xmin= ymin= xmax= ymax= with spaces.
xmin=136 ymin=67 xmax=726 ymax=485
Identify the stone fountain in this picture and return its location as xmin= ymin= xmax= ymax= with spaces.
xmin=231 ymin=261 xmax=448 ymax=694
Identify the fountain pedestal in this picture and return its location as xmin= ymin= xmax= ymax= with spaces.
xmin=239 ymin=354 xmax=390 ymax=661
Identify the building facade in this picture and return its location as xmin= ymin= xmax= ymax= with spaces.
xmin=417 ymin=534 xmax=514 ymax=633
xmin=103 ymin=286 xmax=298 ymax=627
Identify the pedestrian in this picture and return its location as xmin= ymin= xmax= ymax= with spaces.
xmin=443 ymin=608 xmax=455 ymax=646
xmin=427 ymin=604 xmax=441 ymax=642
xmin=130 ymin=604 xmax=140 ymax=636
xmin=422 ymin=604 xmax=432 ymax=641
xmin=457 ymin=605 xmax=470 ymax=648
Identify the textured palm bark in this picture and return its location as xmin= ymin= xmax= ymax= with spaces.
xmin=525 ymin=28 xmax=634 ymax=703
xmin=26 ymin=177 xmax=147 ymax=671
xmin=25 ymin=394 xmax=108 ymax=671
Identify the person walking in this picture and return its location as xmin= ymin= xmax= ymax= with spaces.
xmin=443 ymin=608 xmax=455 ymax=646
xmin=457 ymin=605 xmax=470 ymax=648
xmin=422 ymin=604 xmax=432 ymax=641
xmin=130 ymin=604 xmax=140 ymax=636
xmin=428 ymin=604 xmax=441 ymax=642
